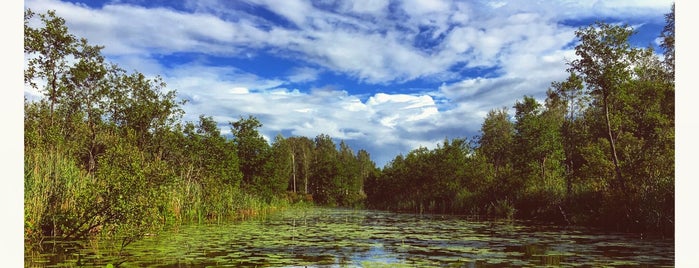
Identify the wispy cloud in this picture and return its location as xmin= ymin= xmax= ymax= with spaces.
xmin=286 ymin=67 xmax=321 ymax=83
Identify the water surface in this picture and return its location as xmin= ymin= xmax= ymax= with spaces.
xmin=25 ymin=207 xmax=674 ymax=267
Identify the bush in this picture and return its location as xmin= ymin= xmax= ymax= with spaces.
xmin=488 ymin=199 xmax=516 ymax=220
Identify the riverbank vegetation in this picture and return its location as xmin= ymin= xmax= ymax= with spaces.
xmin=24 ymin=9 xmax=374 ymax=246
xmin=367 ymin=6 xmax=675 ymax=235
xmin=25 ymin=4 xmax=674 ymax=247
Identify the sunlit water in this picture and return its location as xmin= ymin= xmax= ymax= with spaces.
xmin=25 ymin=207 xmax=674 ymax=267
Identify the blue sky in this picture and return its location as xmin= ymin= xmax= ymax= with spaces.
xmin=23 ymin=0 xmax=674 ymax=167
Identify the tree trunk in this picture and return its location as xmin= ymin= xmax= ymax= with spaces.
xmin=303 ymin=151 xmax=309 ymax=194
xmin=49 ymin=68 xmax=58 ymax=125
xmin=541 ymin=156 xmax=546 ymax=184
xmin=603 ymin=94 xmax=626 ymax=194
xmin=291 ymin=152 xmax=296 ymax=193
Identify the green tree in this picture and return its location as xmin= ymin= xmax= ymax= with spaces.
xmin=24 ymin=9 xmax=186 ymax=243
xmin=287 ymin=136 xmax=315 ymax=195
xmin=620 ymin=49 xmax=674 ymax=232
xmin=402 ymin=146 xmax=433 ymax=213
xmin=568 ymin=22 xmax=639 ymax=197
xmin=187 ymin=115 xmax=242 ymax=186
xmin=336 ymin=141 xmax=360 ymax=206
xmin=59 ymin=39 xmax=110 ymax=173
xmin=24 ymin=9 xmax=77 ymax=123
xmin=660 ymin=3 xmax=674 ymax=79
xmin=356 ymin=149 xmax=375 ymax=205
xmin=230 ymin=115 xmax=270 ymax=189
xmin=556 ymin=15 xmax=674 ymax=232
xmin=458 ymin=142 xmax=496 ymax=215
xmin=547 ymin=74 xmax=588 ymax=200
xmin=430 ymin=138 xmax=471 ymax=213
xmin=477 ymin=108 xmax=515 ymax=204
xmin=512 ymin=96 xmax=566 ymax=218
xmin=478 ymin=108 xmax=514 ymax=177
xmin=109 ymin=71 xmax=184 ymax=151
xmin=366 ymin=154 xmax=407 ymax=210
xmin=310 ymin=134 xmax=340 ymax=205
xmin=262 ymin=134 xmax=294 ymax=202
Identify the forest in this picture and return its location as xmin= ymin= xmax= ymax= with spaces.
xmin=24 ymin=4 xmax=674 ymax=247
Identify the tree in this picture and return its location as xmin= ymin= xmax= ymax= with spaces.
xmin=512 ymin=96 xmax=566 ymax=218
xmin=24 ymin=9 xmax=184 ymax=242
xmin=568 ymin=22 xmax=638 ymax=197
xmin=402 ymin=146 xmax=433 ymax=213
xmin=287 ymin=136 xmax=315 ymax=194
xmin=60 ymin=39 xmax=110 ymax=172
xmin=366 ymin=154 xmax=406 ymax=210
xmin=310 ymin=134 xmax=340 ymax=205
xmin=356 ymin=149 xmax=375 ymax=203
xmin=478 ymin=108 xmax=514 ymax=177
xmin=262 ymin=134 xmax=293 ymax=201
xmin=336 ymin=141 xmax=367 ymax=207
xmin=547 ymin=74 xmax=587 ymax=199
xmin=230 ymin=115 xmax=270 ymax=188
xmin=185 ymin=115 xmax=242 ymax=186
xmin=477 ymin=108 xmax=515 ymax=204
xmin=430 ymin=138 xmax=471 ymax=213
xmin=558 ymin=16 xmax=674 ymax=231
xmin=24 ymin=9 xmax=77 ymax=123
xmin=660 ymin=3 xmax=674 ymax=79
xmin=109 ymin=71 xmax=183 ymax=152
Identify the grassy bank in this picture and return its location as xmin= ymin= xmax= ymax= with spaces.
xmin=24 ymin=146 xmax=306 ymax=246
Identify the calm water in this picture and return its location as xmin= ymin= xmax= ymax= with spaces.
xmin=25 ymin=207 xmax=674 ymax=267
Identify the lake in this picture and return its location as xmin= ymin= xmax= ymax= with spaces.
xmin=25 ymin=207 xmax=674 ymax=267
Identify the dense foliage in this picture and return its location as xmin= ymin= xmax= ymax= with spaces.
xmin=24 ymin=9 xmax=375 ymax=245
xmin=25 ymin=4 xmax=674 ymax=247
xmin=367 ymin=6 xmax=675 ymax=235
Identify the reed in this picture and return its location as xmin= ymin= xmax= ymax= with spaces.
xmin=158 ymin=175 xmax=293 ymax=225
xmin=24 ymin=148 xmax=93 ymax=240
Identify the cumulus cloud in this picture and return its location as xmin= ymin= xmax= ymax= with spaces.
xmin=159 ymin=62 xmax=445 ymax=165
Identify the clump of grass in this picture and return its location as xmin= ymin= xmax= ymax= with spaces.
xmin=24 ymin=148 xmax=92 ymax=240
xmin=158 ymin=173 xmax=296 ymax=225
xmin=488 ymin=199 xmax=516 ymax=220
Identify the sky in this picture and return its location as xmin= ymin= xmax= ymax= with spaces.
xmin=22 ymin=0 xmax=675 ymax=167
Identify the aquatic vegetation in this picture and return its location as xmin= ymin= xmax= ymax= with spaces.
xmin=26 ymin=207 xmax=674 ymax=267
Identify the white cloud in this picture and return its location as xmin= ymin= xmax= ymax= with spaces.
xmin=25 ymin=0 xmax=672 ymax=85
xmin=286 ymin=67 xmax=321 ymax=83
xmin=229 ymin=87 xmax=250 ymax=94
xmin=401 ymin=0 xmax=451 ymax=15
xmin=341 ymin=0 xmax=389 ymax=16
xmin=157 ymin=61 xmax=450 ymax=165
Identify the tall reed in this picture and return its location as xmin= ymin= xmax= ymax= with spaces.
xmin=24 ymin=148 xmax=92 ymax=240
xmin=159 ymin=173 xmax=292 ymax=225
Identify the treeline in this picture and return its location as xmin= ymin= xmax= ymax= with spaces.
xmin=23 ymin=9 xmax=376 ymax=244
xmin=367 ymin=6 xmax=675 ymax=235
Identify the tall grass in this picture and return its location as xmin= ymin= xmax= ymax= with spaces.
xmin=158 ymin=171 xmax=293 ymax=226
xmin=153 ymin=165 xmax=291 ymax=226
xmin=26 ymin=149 xmax=298 ymax=245
xmin=24 ymin=148 xmax=93 ymax=240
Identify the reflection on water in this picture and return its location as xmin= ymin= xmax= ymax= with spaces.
xmin=25 ymin=208 xmax=674 ymax=267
